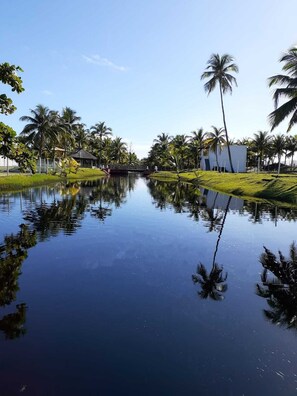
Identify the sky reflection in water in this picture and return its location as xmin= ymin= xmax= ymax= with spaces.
xmin=0 ymin=175 xmax=297 ymax=395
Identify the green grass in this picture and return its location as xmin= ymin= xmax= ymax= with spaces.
xmin=150 ymin=170 xmax=297 ymax=204
xmin=0 ymin=168 xmax=105 ymax=192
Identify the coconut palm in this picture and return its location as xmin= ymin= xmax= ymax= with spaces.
xmin=90 ymin=122 xmax=112 ymax=166
xmin=192 ymin=196 xmax=231 ymax=301
xmin=272 ymin=134 xmax=286 ymax=174
xmin=268 ymin=47 xmax=297 ymax=131
xmin=286 ymin=136 xmax=297 ymax=167
xmin=190 ymin=128 xmax=205 ymax=168
xmin=201 ymin=53 xmax=238 ymax=173
xmin=205 ymin=126 xmax=226 ymax=171
xmin=256 ymin=242 xmax=297 ymax=331
xmin=251 ymin=131 xmax=271 ymax=171
xmin=111 ymin=137 xmax=127 ymax=163
xmin=59 ymin=107 xmax=81 ymax=155
xmin=20 ymin=105 xmax=58 ymax=173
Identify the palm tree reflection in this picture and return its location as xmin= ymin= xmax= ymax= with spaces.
xmin=192 ymin=262 xmax=227 ymax=301
xmin=257 ymin=242 xmax=297 ymax=330
xmin=0 ymin=224 xmax=37 ymax=339
xmin=192 ymin=196 xmax=231 ymax=301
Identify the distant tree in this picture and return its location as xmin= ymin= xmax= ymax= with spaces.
xmin=201 ymin=53 xmax=238 ymax=173
xmin=0 ymin=62 xmax=24 ymax=115
xmin=190 ymin=128 xmax=205 ymax=168
xmin=268 ymin=47 xmax=297 ymax=131
xmin=111 ymin=137 xmax=127 ymax=163
xmin=90 ymin=122 xmax=112 ymax=166
xmin=272 ymin=134 xmax=286 ymax=174
xmin=20 ymin=105 xmax=57 ymax=172
xmin=0 ymin=122 xmax=16 ymax=174
xmin=205 ymin=126 xmax=226 ymax=171
xmin=251 ymin=131 xmax=271 ymax=171
xmin=286 ymin=136 xmax=297 ymax=167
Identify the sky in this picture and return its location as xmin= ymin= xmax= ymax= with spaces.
xmin=1 ymin=0 xmax=297 ymax=158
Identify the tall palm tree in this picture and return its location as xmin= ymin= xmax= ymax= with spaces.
xmin=268 ymin=47 xmax=297 ymax=131
xmin=251 ymin=131 xmax=271 ymax=171
xmin=201 ymin=53 xmax=238 ymax=173
xmin=90 ymin=122 xmax=112 ymax=166
xmin=20 ymin=105 xmax=57 ymax=173
xmin=205 ymin=126 xmax=226 ymax=171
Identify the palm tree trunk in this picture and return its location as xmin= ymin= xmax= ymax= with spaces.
xmin=277 ymin=155 xmax=281 ymax=175
xmin=6 ymin=157 xmax=9 ymax=176
xmin=219 ymin=83 xmax=234 ymax=173
xmin=215 ymin=149 xmax=220 ymax=172
xmin=212 ymin=196 xmax=231 ymax=268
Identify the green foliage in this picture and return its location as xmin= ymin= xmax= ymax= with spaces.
xmin=0 ymin=62 xmax=24 ymax=115
xmin=0 ymin=122 xmax=16 ymax=158
xmin=12 ymin=142 xmax=37 ymax=173
xmin=58 ymin=157 xmax=80 ymax=177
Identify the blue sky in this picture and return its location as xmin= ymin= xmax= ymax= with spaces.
xmin=1 ymin=0 xmax=297 ymax=158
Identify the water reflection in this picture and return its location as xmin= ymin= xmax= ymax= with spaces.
xmin=256 ymin=242 xmax=297 ymax=331
xmin=0 ymin=224 xmax=36 ymax=339
xmin=147 ymin=179 xmax=297 ymax=225
xmin=0 ymin=175 xmax=138 ymax=339
xmin=192 ymin=197 xmax=231 ymax=301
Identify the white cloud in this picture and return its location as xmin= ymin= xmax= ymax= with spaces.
xmin=42 ymin=90 xmax=53 ymax=96
xmin=82 ymin=54 xmax=128 ymax=72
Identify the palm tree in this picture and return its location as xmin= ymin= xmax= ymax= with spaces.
xmin=111 ymin=137 xmax=127 ymax=163
xmin=190 ymin=128 xmax=205 ymax=168
xmin=286 ymin=136 xmax=297 ymax=167
xmin=152 ymin=133 xmax=172 ymax=168
xmin=201 ymin=53 xmax=239 ymax=173
xmin=272 ymin=134 xmax=286 ymax=174
xmin=20 ymin=105 xmax=57 ymax=173
xmin=90 ymin=122 xmax=112 ymax=166
xmin=59 ymin=107 xmax=81 ymax=155
xmin=205 ymin=126 xmax=226 ymax=171
xmin=251 ymin=131 xmax=271 ymax=171
xmin=256 ymin=242 xmax=297 ymax=331
xmin=192 ymin=196 xmax=231 ymax=301
xmin=268 ymin=47 xmax=297 ymax=131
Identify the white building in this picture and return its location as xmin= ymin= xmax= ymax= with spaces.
xmin=0 ymin=156 xmax=17 ymax=167
xmin=200 ymin=145 xmax=247 ymax=173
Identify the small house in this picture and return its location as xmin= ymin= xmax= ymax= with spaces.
xmin=71 ymin=149 xmax=97 ymax=168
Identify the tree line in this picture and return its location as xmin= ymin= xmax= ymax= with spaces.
xmin=145 ymin=46 xmax=297 ymax=173
xmin=1 ymin=45 xmax=297 ymax=173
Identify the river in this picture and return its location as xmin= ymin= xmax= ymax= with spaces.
xmin=0 ymin=174 xmax=297 ymax=395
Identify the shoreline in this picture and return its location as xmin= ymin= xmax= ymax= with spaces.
xmin=149 ymin=170 xmax=297 ymax=205
xmin=0 ymin=168 xmax=106 ymax=192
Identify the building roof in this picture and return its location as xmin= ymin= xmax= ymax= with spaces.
xmin=71 ymin=149 xmax=97 ymax=161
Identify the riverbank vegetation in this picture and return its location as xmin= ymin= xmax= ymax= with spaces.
xmin=150 ymin=171 xmax=297 ymax=204
xmin=0 ymin=168 xmax=105 ymax=192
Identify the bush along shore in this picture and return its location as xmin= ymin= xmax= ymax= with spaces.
xmin=150 ymin=170 xmax=297 ymax=204
xmin=0 ymin=168 xmax=105 ymax=192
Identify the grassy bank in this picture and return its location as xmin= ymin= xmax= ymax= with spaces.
xmin=150 ymin=170 xmax=297 ymax=204
xmin=0 ymin=168 xmax=105 ymax=192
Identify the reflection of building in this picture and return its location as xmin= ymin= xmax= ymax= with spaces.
xmin=201 ymin=188 xmax=244 ymax=211
xmin=70 ymin=149 xmax=97 ymax=168
xmin=200 ymin=145 xmax=247 ymax=172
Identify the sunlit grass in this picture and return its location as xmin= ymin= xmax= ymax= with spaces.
xmin=0 ymin=168 xmax=105 ymax=192
xmin=150 ymin=171 xmax=297 ymax=204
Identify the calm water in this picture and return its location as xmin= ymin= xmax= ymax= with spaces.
xmin=0 ymin=174 xmax=297 ymax=395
